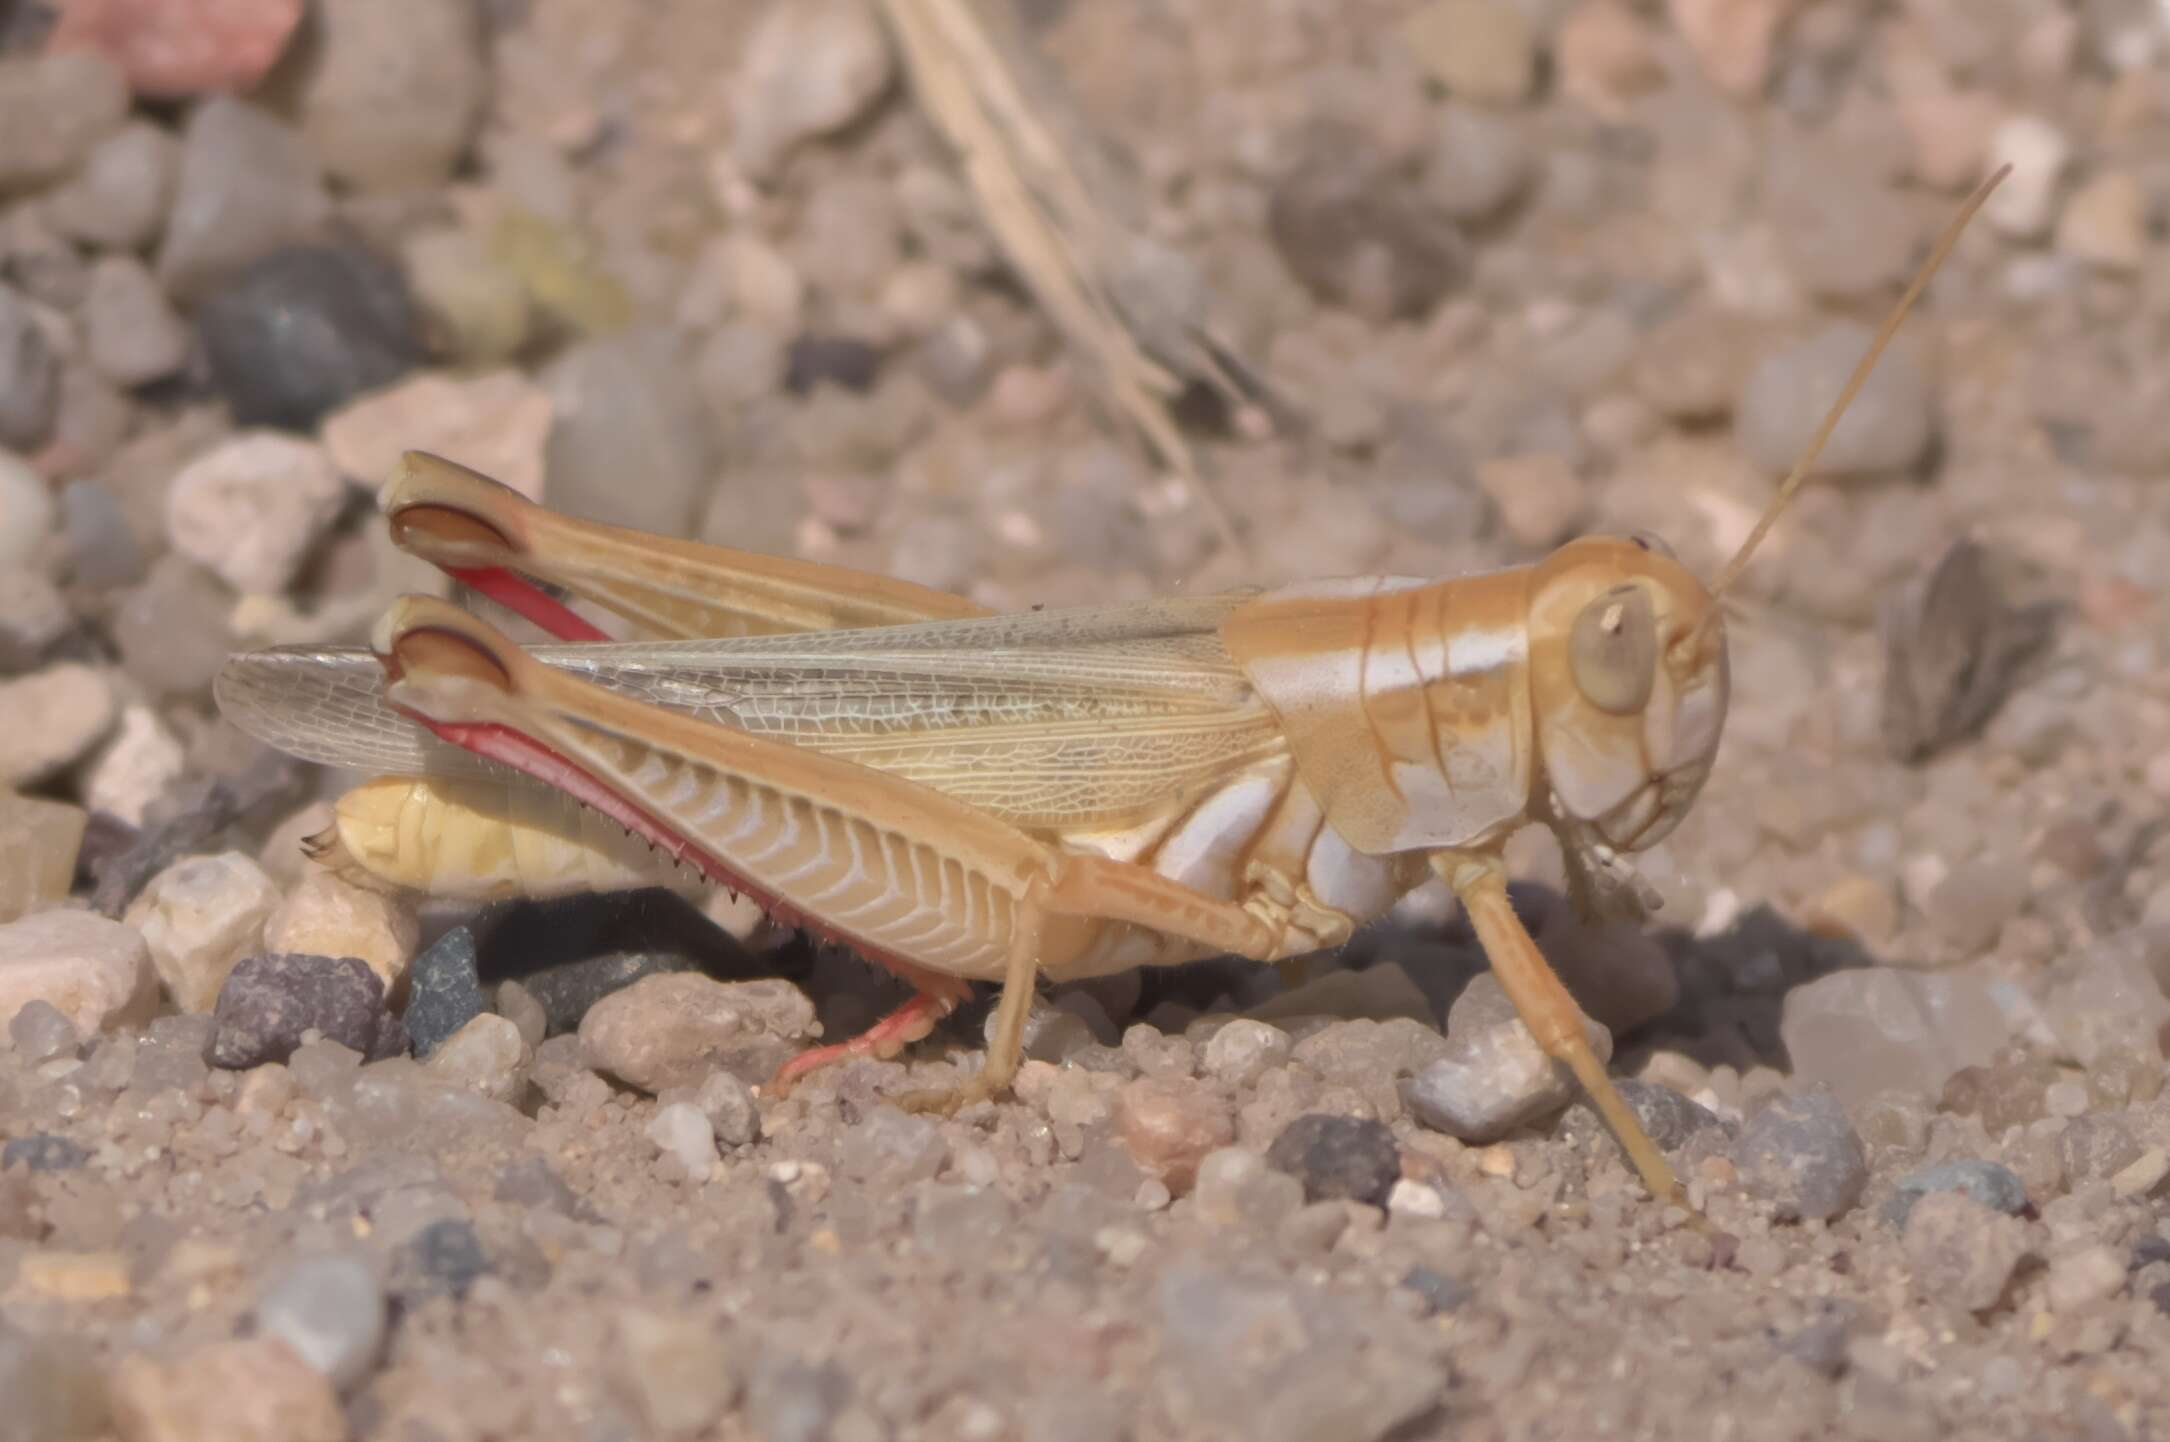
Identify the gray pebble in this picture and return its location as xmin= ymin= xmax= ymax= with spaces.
xmin=197 ymin=244 xmax=424 ymax=430
xmin=1768 ymin=153 xmax=1920 ymax=300
xmin=545 ymin=327 xmax=713 ymax=537
xmin=1398 ymin=1265 xmax=1474 ymax=1316
xmin=0 ymin=284 xmax=58 ymax=451
xmin=6 ymin=998 xmax=77 ymax=1062
xmin=404 ymin=927 xmax=484 ymax=1058
xmin=1883 ymin=1159 xmax=2028 ymax=1228
xmin=292 ymin=0 xmax=489 ymax=191
xmin=1567 ymin=1078 xmax=1725 ymax=1151
xmin=46 ymin=121 xmax=177 ymax=253
xmin=1265 ymin=1113 xmax=1402 ymax=1205
xmin=746 ymin=1356 xmax=853 ymax=1442
xmin=1404 ymin=971 xmax=1610 ymax=1142
xmin=136 ymin=1013 xmax=214 ymax=1094
xmin=110 ymin=555 xmax=236 ymax=699
xmin=1423 ymin=104 xmax=1534 ymax=222
xmin=1903 ymin=1190 xmax=2030 ymax=1313
xmin=1731 ymin=1086 xmax=1868 ymax=1221
xmin=254 ymin=1252 xmax=387 ymax=1392
xmin=1736 ymin=322 xmax=1935 ymax=477
xmin=1268 ymin=120 xmax=1469 ymax=324
xmin=839 ymin=1106 xmax=945 ymax=1186
xmin=158 ymin=96 xmax=333 ymax=302
xmin=58 ymin=479 xmax=144 ymax=591
xmin=210 ymin=953 xmax=392 ymax=1069
xmin=494 ymin=979 xmax=547 ymax=1050
xmin=0 ymin=568 xmax=68 ymax=670
xmin=390 ymin=1217 xmax=490 ymax=1303
xmin=0 ymin=450 xmax=53 ymax=572
xmin=0 ymin=52 xmax=128 ymax=190
xmin=83 ymin=256 xmax=190 ymax=388
xmin=1 ymin=1133 xmax=88 ymax=1173
xmin=731 ymin=0 xmax=897 ymax=181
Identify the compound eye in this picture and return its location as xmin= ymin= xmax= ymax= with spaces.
xmin=1569 ymin=583 xmax=1658 ymax=715
xmin=1627 ymin=530 xmax=1676 ymax=559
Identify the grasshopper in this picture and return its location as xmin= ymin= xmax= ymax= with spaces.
xmin=217 ymin=171 xmax=2006 ymax=1210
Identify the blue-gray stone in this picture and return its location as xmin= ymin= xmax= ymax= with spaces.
xmin=2 ymin=1134 xmax=88 ymax=1172
xmin=405 ymin=927 xmax=484 ymax=1057
xmin=196 ymin=243 xmax=422 ymax=430
xmin=1883 ymin=1160 xmax=2028 ymax=1228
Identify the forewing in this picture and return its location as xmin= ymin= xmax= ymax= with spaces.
xmin=216 ymin=593 xmax=1287 ymax=831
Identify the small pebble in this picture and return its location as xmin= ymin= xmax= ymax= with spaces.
xmin=404 ymin=926 xmax=484 ymax=1058
xmin=47 ymin=0 xmax=304 ymax=98
xmin=261 ymin=869 xmax=418 ymax=996
xmin=1404 ymin=0 xmax=1538 ymax=104
xmin=390 ymin=1218 xmax=489 ymax=1303
xmin=730 ymin=0 xmax=897 ymax=180
xmin=253 ymin=1252 xmax=386 ymax=1392
xmin=2042 ymin=936 xmax=2170 ymax=1071
xmin=0 ymin=52 xmax=129 ymax=190
xmin=1115 ymin=1077 xmax=1235 ymax=1195
xmin=423 ymin=1013 xmax=531 ymax=1102
xmin=744 ymin=1358 xmax=852 ymax=1442
xmin=0 ymin=567 xmax=70 ymax=672
xmin=165 ymin=433 xmax=345 ymax=595
xmin=2111 ymin=1148 xmax=2169 ymax=1201
xmin=1767 ymin=153 xmax=1919 ymax=300
xmin=45 ymin=120 xmax=178 ymax=251
xmin=613 ymin=1309 xmax=739 ymax=1438
xmin=1475 ymin=452 xmax=1588 ymax=550
xmin=82 ymin=704 xmax=188 ymax=828
xmin=1555 ymin=1 xmax=1664 ymax=120
xmin=124 ymin=851 xmax=284 ymax=1014
xmin=399 ymin=227 xmax=531 ymax=365
xmin=1198 ymin=1018 xmax=1293 ymax=1088
xmin=0 ymin=662 xmax=115 ymax=788
xmin=1405 ymin=972 xmax=1610 ymax=1142
xmin=0 ymin=908 xmax=155 ymax=1036
xmin=0 ymin=793 xmax=86 ymax=924
xmin=1730 ymin=1086 xmax=1868 ymax=1221
xmin=110 ymin=555 xmax=235 ymax=699
xmin=83 ymin=256 xmax=190 ymax=388
xmin=544 ymin=328 xmax=714 ymax=537
xmin=0 ymin=285 xmax=59 ymax=452
xmin=1736 ymin=323 xmax=1935 ymax=477
xmin=1903 ymin=1190 xmax=2029 ymax=1314
xmin=2054 ymin=169 xmax=2146 ymax=272
xmin=108 ymin=1336 xmax=347 ymax=1442
xmin=1268 ymin=120 xmax=1468 ymax=324
xmin=1777 ymin=966 xmax=2007 ymax=1110
xmin=839 ymin=1106 xmax=945 ymax=1185
xmin=495 ymin=979 xmax=547 ymax=1051
xmin=197 ymin=245 xmax=423 ymax=429
xmin=157 ymin=96 xmax=333 ymax=302
xmin=1386 ymin=1178 xmax=1449 ymax=1220
xmin=1265 ymin=1113 xmax=1402 ymax=1206
xmin=2 ymin=1134 xmax=90 ymax=1173
xmin=1191 ymin=1147 xmax=1305 ymax=1231
xmin=2046 ymin=1244 xmax=2127 ymax=1314
xmin=7 ymin=997 xmax=80 ymax=1061
xmin=291 ymin=0 xmax=488 ymax=190
xmin=691 ymin=1069 xmax=760 ymax=1148
xmin=578 ymin=973 xmax=818 ymax=1092
xmin=321 ymin=369 xmax=552 ymax=498
xmin=1669 ymin=0 xmax=1791 ymax=95
xmin=1883 ymin=1159 xmax=2028 ymax=1228
xmin=1983 ymin=115 xmax=2070 ymax=239
xmin=648 ymin=1101 xmax=721 ymax=1182
xmin=210 ymin=953 xmax=390 ymax=1068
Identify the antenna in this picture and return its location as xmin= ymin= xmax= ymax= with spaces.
xmin=1704 ymin=163 xmax=2012 ymax=606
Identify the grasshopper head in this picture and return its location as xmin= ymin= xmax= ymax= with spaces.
xmin=1526 ymin=536 xmax=1728 ymax=853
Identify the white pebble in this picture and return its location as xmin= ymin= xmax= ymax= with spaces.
xmin=123 ymin=851 xmax=283 ymax=1013
xmin=166 ymin=432 xmax=346 ymax=595
xmin=1983 ymin=115 xmax=2070 ymax=240
xmin=254 ymin=1252 xmax=387 ymax=1392
xmin=648 ymin=1101 xmax=720 ymax=1182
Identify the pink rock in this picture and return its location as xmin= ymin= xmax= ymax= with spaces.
xmin=48 ymin=0 xmax=303 ymax=100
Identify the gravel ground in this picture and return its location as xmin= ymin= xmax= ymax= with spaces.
xmin=4 ymin=1 xmax=2170 ymax=1440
